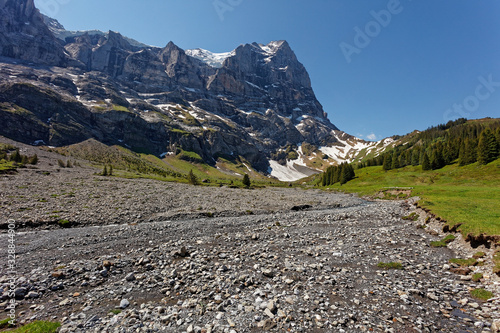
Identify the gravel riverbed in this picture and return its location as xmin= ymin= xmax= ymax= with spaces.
xmin=1 ymin=139 xmax=499 ymax=332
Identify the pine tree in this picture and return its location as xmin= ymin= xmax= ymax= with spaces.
xmin=422 ymin=152 xmax=431 ymax=171
xmin=109 ymin=165 xmax=113 ymax=176
xmin=333 ymin=166 xmax=341 ymax=184
xmin=382 ymin=154 xmax=392 ymax=171
xmin=102 ymin=165 xmax=108 ymax=176
xmin=430 ymin=148 xmax=444 ymax=170
xmin=242 ymin=173 xmax=251 ymax=187
xmin=477 ymin=128 xmax=499 ymax=165
xmin=391 ymin=152 xmax=400 ymax=169
xmin=187 ymin=169 xmax=198 ymax=185
xmin=411 ymin=148 xmax=420 ymax=166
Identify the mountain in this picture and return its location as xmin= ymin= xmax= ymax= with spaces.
xmin=0 ymin=0 xmax=383 ymax=180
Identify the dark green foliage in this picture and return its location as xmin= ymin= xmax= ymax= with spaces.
xmin=28 ymin=154 xmax=38 ymax=165
xmin=421 ymin=152 xmax=431 ymax=171
xmin=109 ymin=165 xmax=113 ymax=176
xmin=10 ymin=149 xmax=22 ymax=163
xmin=430 ymin=147 xmax=445 ymax=170
xmin=477 ymin=128 xmax=499 ymax=165
xmin=187 ymin=169 xmax=198 ymax=185
xmin=459 ymin=138 xmax=477 ymax=166
xmin=391 ymin=151 xmax=400 ymax=169
xmin=382 ymin=154 xmax=392 ymax=171
xmin=102 ymin=165 xmax=108 ymax=176
xmin=242 ymin=173 xmax=251 ymax=187
xmin=322 ymin=163 xmax=355 ymax=186
xmin=357 ymin=118 xmax=500 ymax=171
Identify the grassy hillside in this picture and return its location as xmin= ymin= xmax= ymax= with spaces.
xmin=319 ymin=160 xmax=500 ymax=237
xmin=51 ymin=139 xmax=279 ymax=187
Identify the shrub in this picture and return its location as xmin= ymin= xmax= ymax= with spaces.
xmin=28 ymin=154 xmax=38 ymax=165
xmin=187 ymin=170 xmax=198 ymax=185
xmin=102 ymin=165 xmax=108 ymax=176
xmin=57 ymin=159 xmax=65 ymax=168
xmin=242 ymin=174 xmax=251 ymax=188
xmin=377 ymin=262 xmax=403 ymax=270
xmin=66 ymin=160 xmax=72 ymax=168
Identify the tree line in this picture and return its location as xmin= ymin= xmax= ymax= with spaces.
xmin=357 ymin=118 xmax=500 ymax=171
xmin=321 ymin=162 xmax=355 ymax=186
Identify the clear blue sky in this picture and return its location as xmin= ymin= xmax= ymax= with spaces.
xmin=35 ymin=0 xmax=500 ymax=140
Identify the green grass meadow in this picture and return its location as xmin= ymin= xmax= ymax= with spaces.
xmin=321 ymin=159 xmax=500 ymax=237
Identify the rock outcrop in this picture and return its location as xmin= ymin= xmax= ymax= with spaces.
xmin=0 ymin=0 xmax=357 ymax=175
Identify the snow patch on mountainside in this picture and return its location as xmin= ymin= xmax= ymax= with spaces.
xmin=320 ymin=133 xmax=396 ymax=164
xmin=186 ymin=48 xmax=235 ymax=68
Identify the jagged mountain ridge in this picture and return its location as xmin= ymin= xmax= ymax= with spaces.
xmin=0 ymin=0 xmax=384 ymax=180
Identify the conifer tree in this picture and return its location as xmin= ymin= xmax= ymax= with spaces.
xmin=102 ymin=165 xmax=108 ymax=176
xmin=411 ymin=148 xmax=420 ymax=166
xmin=382 ymin=154 xmax=392 ymax=171
xmin=422 ymin=152 xmax=431 ymax=171
xmin=242 ymin=173 xmax=251 ymax=187
xmin=187 ymin=169 xmax=198 ymax=185
xmin=477 ymin=128 xmax=499 ymax=165
xmin=391 ymin=152 xmax=400 ymax=169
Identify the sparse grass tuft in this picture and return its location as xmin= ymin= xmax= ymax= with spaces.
xmin=473 ymin=251 xmax=486 ymax=259
xmin=472 ymin=273 xmax=483 ymax=282
xmin=449 ymin=258 xmax=477 ymax=267
xmin=430 ymin=234 xmax=456 ymax=248
xmin=58 ymin=219 xmax=71 ymax=228
xmin=470 ymin=288 xmax=494 ymax=301
xmin=8 ymin=320 xmax=61 ymax=332
xmin=402 ymin=212 xmax=419 ymax=221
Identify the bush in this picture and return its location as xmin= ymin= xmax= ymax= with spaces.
xmin=242 ymin=174 xmax=251 ymax=188
xmin=28 ymin=154 xmax=38 ymax=165
xmin=57 ymin=159 xmax=65 ymax=168
xmin=187 ymin=170 xmax=198 ymax=185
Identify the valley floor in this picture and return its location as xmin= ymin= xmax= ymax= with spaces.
xmin=0 ymin=140 xmax=499 ymax=332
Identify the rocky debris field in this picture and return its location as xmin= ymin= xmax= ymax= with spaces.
xmin=0 ymin=137 xmax=349 ymax=230
xmin=1 ymin=138 xmax=500 ymax=332
xmin=1 ymin=195 xmax=500 ymax=332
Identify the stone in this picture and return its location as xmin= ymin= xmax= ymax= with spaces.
xmin=262 ymin=269 xmax=274 ymax=278
xmin=125 ymin=272 xmax=135 ymax=281
xmin=119 ymin=299 xmax=130 ymax=309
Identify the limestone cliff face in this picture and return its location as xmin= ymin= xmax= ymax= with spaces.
xmin=0 ymin=2 xmax=342 ymax=172
xmin=0 ymin=0 xmax=69 ymax=65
